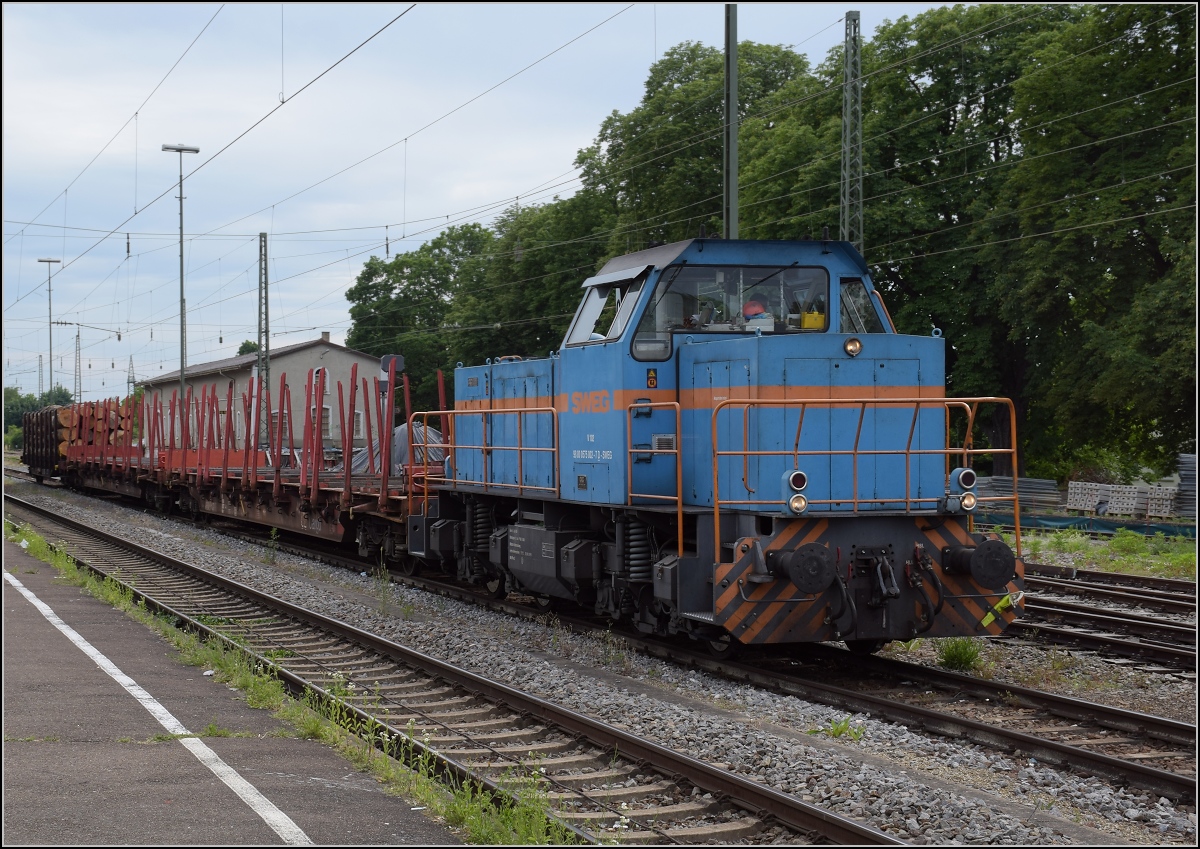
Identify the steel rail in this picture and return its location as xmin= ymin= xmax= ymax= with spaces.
xmin=637 ymin=641 xmax=1196 ymax=803
xmin=1025 ymin=561 xmax=1198 ymax=597
xmin=1023 ymin=598 xmax=1196 ymax=646
xmin=1025 ymin=576 xmax=1196 ymax=614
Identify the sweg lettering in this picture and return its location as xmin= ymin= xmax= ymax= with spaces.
xmin=570 ymin=390 xmax=611 ymax=414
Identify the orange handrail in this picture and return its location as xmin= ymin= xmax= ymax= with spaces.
xmin=408 ymin=407 xmax=559 ymax=514
xmin=626 ymin=401 xmax=684 ymax=557
xmin=710 ymin=396 xmax=1022 ymax=563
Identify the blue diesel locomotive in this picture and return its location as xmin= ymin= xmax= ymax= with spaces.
xmin=405 ymin=236 xmax=1026 ymax=653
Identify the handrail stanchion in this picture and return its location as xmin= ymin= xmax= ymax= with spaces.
xmin=345 ymin=364 xmax=359 ymax=506
xmin=274 ymin=373 xmax=287 ymax=500
xmin=299 ymin=370 xmax=313 ymax=494
xmin=167 ymin=391 xmax=177 ymax=484
xmin=240 ymin=386 xmax=253 ymax=489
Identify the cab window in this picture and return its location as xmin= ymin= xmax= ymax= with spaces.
xmin=839 ymin=278 xmax=886 ymax=333
xmin=632 ymin=264 xmax=830 ymax=360
xmin=564 ymin=278 xmax=645 ymax=346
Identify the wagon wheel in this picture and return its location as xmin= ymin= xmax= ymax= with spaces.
xmin=484 ymin=574 xmax=508 ymax=599
xmin=533 ymin=594 xmax=556 ymax=612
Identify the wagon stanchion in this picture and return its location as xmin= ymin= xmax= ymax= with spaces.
xmin=300 ymin=369 xmax=313 ymax=495
xmin=221 ymin=382 xmax=235 ymax=495
xmin=378 ymin=357 xmax=397 ymax=512
xmin=361 ymin=377 xmax=376 ymax=476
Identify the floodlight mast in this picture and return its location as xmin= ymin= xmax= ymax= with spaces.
xmin=162 ymin=143 xmax=200 ymax=411
xmin=38 ymin=258 xmax=60 ymax=396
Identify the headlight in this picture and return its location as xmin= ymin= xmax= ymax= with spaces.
xmin=788 ymin=494 xmax=809 ymax=514
xmin=844 ymin=337 xmax=863 ymax=357
xmin=961 ymin=491 xmax=978 ymax=511
xmin=956 ymin=468 xmax=977 ymax=490
xmin=788 ymin=470 xmax=808 ymax=491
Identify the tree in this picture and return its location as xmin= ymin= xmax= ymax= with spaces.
xmin=989 ymin=3 xmax=1196 ymax=475
xmin=346 ymin=224 xmax=493 ymax=410
xmin=577 ymin=41 xmax=811 ymax=252
xmin=237 ymin=340 xmax=260 ymax=356
xmin=445 ymin=189 xmax=617 ymax=368
xmin=4 ymin=385 xmax=74 ymax=434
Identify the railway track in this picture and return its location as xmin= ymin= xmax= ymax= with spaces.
xmin=5 ymin=493 xmax=900 ymax=846
xmin=238 ymin=530 xmax=1198 ymax=802
xmin=8 ymin=478 xmax=1197 ymax=804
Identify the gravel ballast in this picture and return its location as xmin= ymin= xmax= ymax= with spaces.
xmin=6 ymin=479 xmax=1197 ymax=845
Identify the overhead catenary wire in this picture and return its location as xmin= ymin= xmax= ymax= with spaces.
xmin=3 ymin=5 xmax=417 ymax=311
xmin=3 ymin=5 xmax=225 ymax=247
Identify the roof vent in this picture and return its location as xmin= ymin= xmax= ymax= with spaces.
xmin=321 ymin=331 xmax=330 ymax=343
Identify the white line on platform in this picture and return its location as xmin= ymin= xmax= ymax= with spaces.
xmin=4 ymin=571 xmax=312 ymax=845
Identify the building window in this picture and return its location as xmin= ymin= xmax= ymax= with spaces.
xmin=271 ymin=410 xmax=290 ymax=438
xmin=353 ymin=410 xmax=364 ymax=439
xmin=310 ymin=406 xmax=332 ymax=435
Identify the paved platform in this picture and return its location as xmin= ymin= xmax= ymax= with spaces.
xmin=2 ymin=538 xmax=461 ymax=845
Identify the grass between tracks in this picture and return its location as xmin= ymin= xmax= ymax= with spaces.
xmin=3 ymin=518 xmax=581 ymax=845
xmin=1009 ymin=527 xmax=1196 ymax=580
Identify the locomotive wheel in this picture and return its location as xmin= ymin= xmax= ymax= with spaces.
xmin=484 ymin=575 xmax=507 ymax=599
xmin=706 ymin=635 xmax=741 ymax=659
xmin=845 ymin=638 xmax=886 ymax=655
xmin=533 ymin=594 xmax=556 ymax=612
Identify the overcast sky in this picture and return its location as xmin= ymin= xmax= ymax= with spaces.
xmin=3 ymin=2 xmax=942 ymax=401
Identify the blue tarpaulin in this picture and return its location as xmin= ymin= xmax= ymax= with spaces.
xmin=974 ymin=512 xmax=1196 ymax=539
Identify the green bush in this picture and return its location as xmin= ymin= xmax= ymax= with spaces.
xmin=1047 ymin=530 xmax=1090 ymax=554
xmin=4 ymin=424 xmax=22 ymax=451
xmin=1108 ymin=528 xmax=1148 ymax=557
xmin=937 ymin=637 xmax=983 ymax=671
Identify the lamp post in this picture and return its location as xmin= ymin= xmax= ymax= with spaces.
xmin=38 ymin=258 xmax=60 ymax=396
xmin=162 ymin=143 xmax=200 ymax=406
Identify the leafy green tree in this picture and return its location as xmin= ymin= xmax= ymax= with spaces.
xmin=4 ymin=385 xmax=74 ymax=445
xmin=988 ymin=3 xmax=1196 ymax=475
xmin=346 ymin=224 xmax=493 ymax=410
xmin=577 ymin=41 xmax=811 ymax=253
xmin=445 ymin=189 xmax=617 ymax=367
xmin=237 ymin=340 xmax=260 ymax=356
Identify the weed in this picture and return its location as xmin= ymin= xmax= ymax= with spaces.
xmin=1108 ymin=528 xmax=1147 ymax=557
xmin=201 ymin=721 xmax=233 ymax=737
xmin=807 ymin=716 xmax=865 ymax=741
xmin=1047 ymin=530 xmax=1090 ymax=555
xmin=599 ymin=626 xmax=630 ymax=671
xmin=264 ymin=527 xmax=280 ymax=565
xmin=937 ymin=636 xmax=983 ymax=671
xmin=372 ymin=559 xmax=392 ymax=614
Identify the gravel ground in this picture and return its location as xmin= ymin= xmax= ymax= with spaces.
xmin=5 ymin=478 xmax=1198 ymax=845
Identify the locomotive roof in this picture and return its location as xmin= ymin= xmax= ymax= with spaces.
xmin=594 ymin=238 xmax=870 ymax=278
